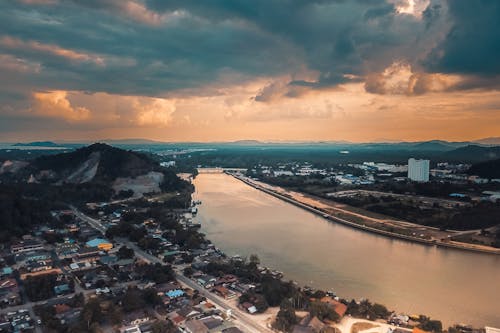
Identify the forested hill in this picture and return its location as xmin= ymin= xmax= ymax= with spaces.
xmin=0 ymin=143 xmax=192 ymax=204
xmin=31 ymin=143 xmax=160 ymax=183
xmin=468 ymin=158 xmax=500 ymax=179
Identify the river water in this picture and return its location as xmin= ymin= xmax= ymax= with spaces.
xmin=192 ymin=173 xmax=500 ymax=327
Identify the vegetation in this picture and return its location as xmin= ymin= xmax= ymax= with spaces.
xmin=417 ymin=315 xmax=443 ymax=332
xmin=136 ymin=263 xmax=175 ymax=284
xmin=346 ymin=300 xmax=390 ymax=321
xmin=273 ymin=299 xmax=298 ymax=332
xmin=0 ymin=186 xmax=56 ymax=242
xmin=309 ymin=300 xmax=340 ymax=322
xmin=468 ymin=158 xmax=500 ymax=179
xmin=116 ymin=245 xmax=134 ymax=259
xmin=24 ymin=274 xmax=59 ymax=301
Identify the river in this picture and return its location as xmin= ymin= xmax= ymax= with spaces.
xmin=192 ymin=173 xmax=500 ymax=327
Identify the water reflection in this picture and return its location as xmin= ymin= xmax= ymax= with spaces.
xmin=193 ymin=173 xmax=500 ymax=327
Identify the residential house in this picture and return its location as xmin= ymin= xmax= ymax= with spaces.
xmin=212 ymin=286 xmax=236 ymax=300
xmin=124 ymin=311 xmax=151 ymax=326
xmin=240 ymin=302 xmax=257 ymax=314
xmin=320 ymin=297 xmax=347 ymax=318
xmin=184 ymin=319 xmax=209 ymax=333
xmin=75 ymin=247 xmax=101 ymax=263
xmin=11 ymin=240 xmax=44 ymax=254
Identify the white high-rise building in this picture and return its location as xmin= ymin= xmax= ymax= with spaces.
xmin=408 ymin=158 xmax=430 ymax=182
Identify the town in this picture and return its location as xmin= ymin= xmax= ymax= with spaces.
xmin=0 ymin=161 xmax=498 ymax=333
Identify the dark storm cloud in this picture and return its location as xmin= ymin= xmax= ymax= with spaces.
xmin=0 ymin=0 xmax=499 ymax=108
xmin=424 ymin=0 xmax=500 ymax=76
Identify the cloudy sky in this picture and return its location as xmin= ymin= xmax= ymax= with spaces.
xmin=1 ymin=0 xmax=499 ymax=142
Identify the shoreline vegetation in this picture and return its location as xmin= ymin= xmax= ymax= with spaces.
xmin=229 ymin=173 xmax=500 ymax=255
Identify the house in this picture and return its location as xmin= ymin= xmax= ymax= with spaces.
xmin=167 ymin=311 xmax=186 ymax=326
xmin=86 ymin=238 xmax=113 ymax=251
xmin=56 ymin=308 xmax=81 ymax=325
xmin=196 ymin=275 xmax=216 ymax=289
xmin=177 ymin=306 xmax=202 ymax=320
xmin=0 ymin=278 xmax=20 ymax=306
xmin=214 ymin=274 xmax=238 ymax=286
xmin=54 ymin=284 xmax=71 ymax=295
xmin=166 ymin=289 xmax=185 ymax=299
xmin=212 ymin=286 xmax=236 ymax=300
xmin=320 ymin=297 xmax=347 ymax=318
xmin=56 ymin=243 xmax=80 ymax=259
xmin=294 ymin=315 xmax=331 ymax=333
xmin=124 ymin=311 xmax=150 ymax=326
xmin=196 ymin=301 xmax=216 ymax=314
xmin=240 ymin=302 xmax=257 ymax=314
xmin=199 ymin=316 xmax=224 ymax=330
xmin=69 ymin=261 xmax=93 ymax=271
xmin=11 ymin=240 xmax=44 ymax=254
xmin=485 ymin=327 xmax=500 ymax=333
xmin=122 ymin=326 xmax=141 ymax=333
xmin=0 ymin=278 xmax=18 ymax=292
xmin=54 ymin=303 xmax=71 ymax=314
xmin=99 ymin=255 xmax=118 ymax=266
xmin=76 ymin=247 xmax=101 ymax=263
xmin=184 ymin=319 xmax=209 ymax=333
xmin=222 ymin=328 xmax=244 ymax=333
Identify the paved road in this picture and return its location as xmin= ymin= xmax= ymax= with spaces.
xmin=72 ymin=207 xmax=274 ymax=333
xmin=121 ymin=240 xmax=273 ymax=333
xmin=71 ymin=206 xmax=106 ymax=234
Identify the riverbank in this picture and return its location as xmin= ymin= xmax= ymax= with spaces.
xmin=230 ymin=173 xmax=500 ymax=256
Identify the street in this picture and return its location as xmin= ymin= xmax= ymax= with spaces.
xmin=72 ymin=207 xmax=275 ymax=333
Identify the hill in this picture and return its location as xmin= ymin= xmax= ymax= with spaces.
xmin=13 ymin=141 xmax=60 ymax=147
xmin=31 ymin=143 xmax=160 ymax=183
xmin=408 ymin=140 xmax=461 ymax=151
xmin=473 ymin=137 xmax=500 ymax=145
xmin=467 ymin=159 xmax=500 ymax=179
xmin=442 ymin=145 xmax=500 ymax=162
xmin=7 ymin=143 xmax=192 ymax=200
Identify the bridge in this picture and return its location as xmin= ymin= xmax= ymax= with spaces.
xmin=197 ymin=167 xmax=247 ymax=174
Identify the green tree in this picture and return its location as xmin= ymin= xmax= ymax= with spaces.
xmin=152 ymin=320 xmax=176 ymax=333
xmin=117 ymin=245 xmax=135 ymax=259
xmin=273 ymin=299 xmax=298 ymax=332
xmin=81 ymin=298 xmax=103 ymax=330
xmin=309 ymin=301 xmax=339 ymax=322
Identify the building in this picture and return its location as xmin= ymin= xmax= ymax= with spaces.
xmin=10 ymin=240 xmax=44 ymax=254
xmin=408 ymin=158 xmax=430 ymax=182
xmin=85 ymin=238 xmax=113 ymax=251
xmin=485 ymin=327 xmax=500 ymax=333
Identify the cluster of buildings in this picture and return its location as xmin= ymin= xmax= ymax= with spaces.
xmin=0 ymin=202 xmax=253 ymax=333
xmin=0 ymin=309 xmax=37 ymax=333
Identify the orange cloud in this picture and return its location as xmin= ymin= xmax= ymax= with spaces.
xmin=132 ymin=97 xmax=176 ymax=126
xmin=365 ymin=62 xmax=461 ymax=95
xmin=0 ymin=36 xmax=104 ymax=65
xmin=31 ymin=91 xmax=90 ymax=121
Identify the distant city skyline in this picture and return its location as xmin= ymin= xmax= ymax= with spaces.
xmin=1 ymin=0 xmax=499 ymax=142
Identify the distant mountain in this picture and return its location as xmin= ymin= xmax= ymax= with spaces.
xmin=473 ymin=137 xmax=500 ymax=145
xmin=442 ymin=145 xmax=500 ymax=162
xmin=13 ymin=141 xmax=60 ymax=147
xmin=228 ymin=140 xmax=264 ymax=145
xmin=467 ymin=158 xmax=500 ymax=179
xmin=408 ymin=140 xmax=461 ymax=151
xmin=98 ymin=138 xmax=166 ymax=145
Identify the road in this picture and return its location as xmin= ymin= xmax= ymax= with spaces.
xmin=72 ymin=207 xmax=274 ymax=333
xmin=71 ymin=206 xmax=106 ymax=234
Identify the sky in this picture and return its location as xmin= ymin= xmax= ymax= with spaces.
xmin=1 ymin=0 xmax=499 ymax=143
